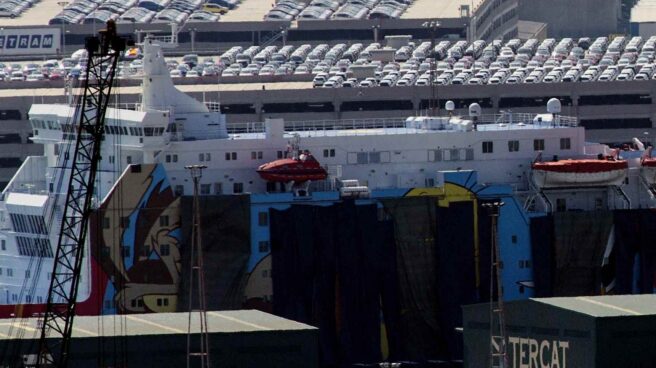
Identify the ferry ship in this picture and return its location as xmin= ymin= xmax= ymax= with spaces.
xmin=1 ymin=35 xmax=655 ymax=343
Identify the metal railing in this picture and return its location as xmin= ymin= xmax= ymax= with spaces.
xmin=479 ymin=113 xmax=578 ymax=127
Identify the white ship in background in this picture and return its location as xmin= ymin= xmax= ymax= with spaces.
xmin=0 ymin=35 xmax=654 ymax=315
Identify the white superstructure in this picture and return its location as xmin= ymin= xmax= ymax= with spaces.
xmin=1 ymin=36 xmax=654 ymax=308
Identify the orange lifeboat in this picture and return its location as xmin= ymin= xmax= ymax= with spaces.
xmin=257 ymin=152 xmax=328 ymax=183
xmin=532 ymin=159 xmax=628 ymax=188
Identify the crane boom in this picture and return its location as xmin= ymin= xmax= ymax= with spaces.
xmin=37 ymin=21 xmax=127 ymax=367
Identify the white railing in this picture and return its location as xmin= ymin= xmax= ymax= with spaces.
xmin=227 ymin=122 xmax=266 ymax=135
xmin=284 ymin=117 xmax=407 ymax=132
xmin=479 ymin=113 xmax=578 ymax=127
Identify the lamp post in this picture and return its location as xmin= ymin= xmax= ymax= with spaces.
xmin=57 ymin=1 xmax=69 ymax=57
xmin=422 ymin=20 xmax=440 ymax=116
xmin=482 ymin=200 xmax=507 ymax=368
xmin=0 ymin=28 xmax=4 ymax=61
xmin=371 ymin=23 xmax=380 ymax=43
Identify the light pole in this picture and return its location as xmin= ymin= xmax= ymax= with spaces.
xmin=57 ymin=1 xmax=69 ymax=57
xmin=190 ymin=28 xmax=197 ymax=53
xmin=422 ymin=20 xmax=440 ymax=116
xmin=371 ymin=23 xmax=380 ymax=43
xmin=185 ymin=164 xmax=211 ymax=368
xmin=482 ymin=200 xmax=507 ymax=368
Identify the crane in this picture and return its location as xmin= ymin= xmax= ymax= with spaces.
xmin=36 ymin=21 xmax=129 ymax=367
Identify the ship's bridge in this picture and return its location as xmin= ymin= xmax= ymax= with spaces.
xmin=27 ymin=104 xmax=170 ymax=149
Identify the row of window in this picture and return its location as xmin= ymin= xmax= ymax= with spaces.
xmin=37 ymin=119 xmax=167 ymax=138
xmin=430 ymin=148 xmax=475 ymax=162
xmin=482 ymin=138 xmax=570 ymax=154
xmin=347 ymin=151 xmax=391 ymax=165
xmin=16 ymin=236 xmax=53 ymax=257
xmin=8 ymin=294 xmax=43 ymax=303
xmin=31 ymin=119 xmax=60 ymax=130
xmin=174 ymin=182 xmax=243 ymax=196
xmin=10 ymin=213 xmax=47 ymax=235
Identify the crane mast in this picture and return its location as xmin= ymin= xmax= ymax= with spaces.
xmin=37 ymin=21 xmax=128 ymax=367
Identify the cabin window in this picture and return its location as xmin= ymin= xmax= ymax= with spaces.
xmin=233 ymin=183 xmax=244 ymax=194
xmin=508 ymin=140 xmax=520 ymax=152
xmin=173 ymin=154 xmax=178 ymax=163
xmin=231 ymin=152 xmax=237 ymax=160
xmin=201 ymin=184 xmax=211 ymax=195
xmin=214 ymin=183 xmax=223 ymax=194
xmin=7 ymin=268 xmax=12 ymax=277
xmin=102 ymin=217 xmax=110 ymax=229
xmin=160 ymin=243 xmax=170 ymax=256
xmin=258 ymin=212 xmax=268 ymax=226
xmin=259 ymin=241 xmax=270 ymax=253
xmin=159 ymin=215 xmax=169 ymax=226
xmin=323 ymin=149 xmax=335 ymax=157
xmin=120 ymin=216 xmax=130 ymax=228
xmin=175 ymin=185 xmax=184 ymax=196
xmin=165 ymin=155 xmax=171 ymax=163
xmin=1 ymin=240 xmax=5 ymax=251
xmin=126 ymin=156 xmax=132 ymax=164
xmin=25 ymin=270 xmax=30 ymax=278
xmin=225 ymin=152 xmax=238 ymax=161
xmin=199 ymin=153 xmax=204 ymax=162
xmin=534 ymin=139 xmax=545 ymax=151
xmin=560 ymin=138 xmax=571 ymax=150
xmin=482 ymin=141 xmax=494 ymax=154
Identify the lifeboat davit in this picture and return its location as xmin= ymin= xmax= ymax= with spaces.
xmin=257 ymin=153 xmax=328 ymax=183
xmin=641 ymin=157 xmax=656 ymax=184
xmin=532 ymin=159 xmax=628 ymax=188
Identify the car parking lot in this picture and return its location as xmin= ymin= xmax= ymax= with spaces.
xmin=264 ymin=0 xmax=413 ymax=21
xmin=7 ymin=34 xmax=656 ymax=89
xmin=48 ymin=0 xmax=237 ymax=25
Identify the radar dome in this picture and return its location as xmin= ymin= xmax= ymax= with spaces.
xmin=547 ymin=98 xmax=562 ymax=114
xmin=445 ymin=100 xmax=455 ymax=111
xmin=468 ymin=103 xmax=481 ymax=118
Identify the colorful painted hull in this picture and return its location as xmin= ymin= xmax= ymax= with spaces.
xmin=0 ymin=164 xmax=181 ymax=318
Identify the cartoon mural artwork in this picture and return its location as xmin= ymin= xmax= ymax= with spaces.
xmin=243 ymin=254 xmax=272 ymax=312
xmin=91 ymin=164 xmax=181 ymax=314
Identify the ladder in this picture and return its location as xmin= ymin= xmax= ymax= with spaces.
xmin=484 ymin=201 xmax=508 ymax=368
